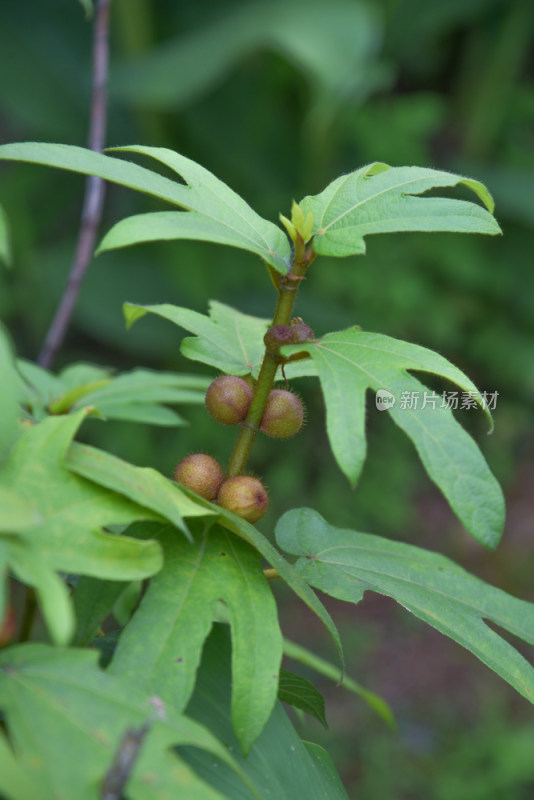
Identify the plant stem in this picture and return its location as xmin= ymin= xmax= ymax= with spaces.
xmin=37 ymin=0 xmax=111 ymax=368
xmin=226 ymin=239 xmax=315 ymax=478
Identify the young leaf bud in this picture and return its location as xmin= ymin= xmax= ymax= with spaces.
xmin=217 ymin=476 xmax=269 ymax=523
xmin=173 ymin=454 xmax=224 ymax=501
xmin=260 ymin=389 xmax=304 ymax=438
xmin=290 ymin=321 xmax=315 ymax=343
xmin=205 ymin=375 xmax=253 ymax=425
xmin=263 ymin=325 xmax=296 ymax=356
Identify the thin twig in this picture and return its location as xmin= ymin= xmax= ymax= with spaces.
xmin=38 ymin=0 xmax=111 ymax=368
xmin=100 ymin=722 xmax=151 ymax=800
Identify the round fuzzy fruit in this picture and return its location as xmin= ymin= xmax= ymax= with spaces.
xmin=217 ymin=476 xmax=268 ymax=523
xmin=173 ymin=454 xmax=224 ymax=501
xmin=260 ymin=389 xmax=304 ymax=438
xmin=205 ymin=376 xmax=253 ymax=425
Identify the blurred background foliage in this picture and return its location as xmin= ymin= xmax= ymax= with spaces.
xmin=1 ymin=0 xmax=533 ymax=796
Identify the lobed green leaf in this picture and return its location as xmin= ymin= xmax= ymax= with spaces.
xmin=181 ymin=624 xmax=350 ymax=799
xmin=300 ymin=163 xmax=501 ymax=257
xmin=205 ymin=497 xmax=345 ymax=673
xmin=110 ymin=522 xmax=283 ymax=755
xmin=0 ymin=141 xmax=290 ymax=271
xmin=124 ymin=300 xmax=272 ymax=377
xmin=100 ymin=144 xmax=290 ymax=270
xmin=277 ymin=508 xmax=534 ymax=705
xmin=283 ymin=328 xmax=504 ymax=548
xmin=65 ymin=440 xmax=214 ymax=538
xmin=19 ymin=360 xmax=209 ymax=427
xmin=0 ymin=643 xmax=249 ymax=799
xmin=0 ymin=412 xmax=165 ymax=643
xmin=123 ymin=300 xmax=312 ymax=380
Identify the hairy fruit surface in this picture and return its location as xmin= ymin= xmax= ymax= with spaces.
xmin=173 ymin=453 xmax=224 ymax=501
xmin=260 ymin=389 xmax=304 ymax=438
xmin=217 ymin=476 xmax=268 ymax=523
xmin=205 ymin=375 xmax=253 ymax=425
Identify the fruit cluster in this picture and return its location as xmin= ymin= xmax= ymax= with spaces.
xmin=174 ymin=367 xmax=306 ymax=523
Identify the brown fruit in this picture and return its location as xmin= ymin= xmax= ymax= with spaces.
xmin=173 ymin=454 xmax=224 ymax=501
xmin=205 ymin=376 xmax=253 ymax=425
xmin=260 ymin=389 xmax=304 ymax=438
xmin=217 ymin=476 xmax=268 ymax=523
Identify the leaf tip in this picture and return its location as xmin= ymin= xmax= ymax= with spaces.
xmin=123 ymin=303 xmax=147 ymax=330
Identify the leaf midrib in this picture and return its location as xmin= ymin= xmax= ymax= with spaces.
xmin=319 ymin=174 xmax=461 ymax=232
xmin=303 ymin=551 xmax=534 ymax=640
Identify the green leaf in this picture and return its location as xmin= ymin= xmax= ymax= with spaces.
xmin=0 ymin=412 xmax=164 ymax=642
xmin=72 ymin=574 xmax=126 ymax=645
xmin=65 ymin=440 xmax=214 ymax=538
xmin=278 ymin=668 xmax=327 ymax=728
xmin=0 ymin=327 xmax=21 ymax=462
xmin=277 ymin=508 xmax=534 ymax=705
xmin=283 ymin=638 xmax=394 ymax=728
xmin=0 ymin=643 xmax=250 ymax=799
xmin=283 ymin=328 xmax=504 ymax=548
xmin=0 ymin=204 xmax=12 ymax=268
xmin=0 ymin=411 xmax=164 ymax=576
xmin=16 ymin=359 xmax=61 ymax=420
xmin=72 ymin=522 xmax=161 ymax=646
xmin=0 ymin=487 xmax=42 ymax=532
xmin=0 ymin=729 xmax=41 ymax=800
xmin=99 ymin=145 xmax=290 ymax=271
xmin=47 ymin=379 xmax=112 ymax=415
xmin=122 ymin=301 xmax=312 ymax=381
xmin=124 ymin=300 xmax=272 ymax=377
xmin=181 ymin=624 xmax=350 ymax=800
xmin=112 ymin=580 xmax=142 ymax=627
xmin=302 ymin=742 xmax=351 ymax=798
xmin=210 ymin=498 xmax=345 ymax=673
xmin=22 ymin=361 xmax=209 ymax=427
xmin=0 ymin=141 xmax=290 ymax=270
xmin=77 ymin=368 xmax=210 ymax=412
xmin=300 ymin=163 xmax=501 ymax=257
xmin=7 ymin=538 xmax=74 ymax=645
xmin=92 ymin=401 xmax=187 ymax=426
xmin=110 ymin=522 xmax=283 ymax=754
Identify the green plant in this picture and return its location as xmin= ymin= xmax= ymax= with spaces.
xmin=0 ymin=137 xmax=533 ymax=800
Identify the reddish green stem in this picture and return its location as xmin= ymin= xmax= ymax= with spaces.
xmin=226 ymin=239 xmax=315 ymax=478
